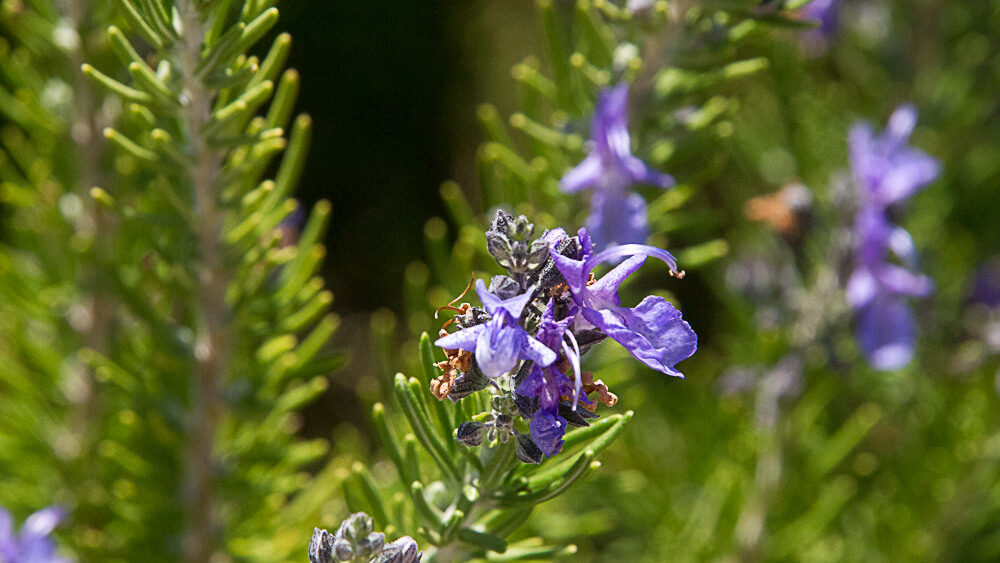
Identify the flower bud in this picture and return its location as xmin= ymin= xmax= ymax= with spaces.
xmin=373 ymin=536 xmax=423 ymax=563
xmin=338 ymin=512 xmax=373 ymax=543
xmin=455 ymin=421 xmax=485 ymax=447
xmin=515 ymin=433 xmax=544 ymax=464
xmin=308 ymin=528 xmax=336 ymax=563
xmin=332 ymin=539 xmax=353 ymax=561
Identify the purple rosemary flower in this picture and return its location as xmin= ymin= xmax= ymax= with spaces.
xmin=548 ymin=227 xmax=697 ymax=377
xmin=435 ymin=280 xmax=557 ymax=379
xmin=800 ymin=0 xmax=841 ymax=37
xmin=847 ymin=105 xmax=939 ymax=370
xmin=560 ymin=83 xmax=674 ymax=251
xmin=0 ymin=506 xmax=70 ymax=563
xmin=515 ymin=300 xmax=581 ymax=457
xmin=849 ymin=105 xmax=941 ymax=208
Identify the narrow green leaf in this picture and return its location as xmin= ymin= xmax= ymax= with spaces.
xmin=108 ymin=25 xmax=144 ymax=67
xmin=264 ymin=113 xmax=311 ymax=208
xmin=372 ymin=403 xmax=411 ymax=484
xmin=128 ymin=62 xmax=181 ymax=108
xmin=290 ymin=314 xmax=339 ymax=372
xmin=352 ymin=462 xmax=391 ymax=528
xmin=103 ymin=128 xmax=157 ymax=162
xmin=264 ymin=69 xmax=299 ymax=130
xmin=279 ymin=290 xmax=332 ymax=333
xmin=439 ymin=181 xmax=477 ymax=228
xmin=410 ymin=481 xmax=444 ymax=529
xmin=458 ymin=528 xmax=507 ymax=554
xmin=82 ymin=64 xmax=155 ymax=105
xmin=111 ymin=0 xmax=167 ymax=50
xmin=485 ymin=540 xmax=577 ymax=561
xmin=395 ymin=374 xmax=461 ymax=483
xmin=251 ymin=33 xmax=292 ymax=88
xmin=137 ymin=0 xmax=178 ymax=43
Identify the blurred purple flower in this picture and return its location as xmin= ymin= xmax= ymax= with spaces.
xmin=435 ymin=280 xmax=557 ymax=379
xmin=801 ymin=0 xmax=841 ymax=37
xmin=970 ymin=257 xmax=1000 ymax=308
xmin=516 ymin=301 xmax=580 ymax=457
xmin=560 ymin=83 xmax=674 ymax=250
xmin=847 ymin=105 xmax=939 ymax=370
xmin=0 ymin=507 xmax=70 ymax=563
xmin=548 ymin=227 xmax=697 ymax=377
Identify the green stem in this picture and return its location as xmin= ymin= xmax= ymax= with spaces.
xmin=178 ymin=2 xmax=230 ymax=561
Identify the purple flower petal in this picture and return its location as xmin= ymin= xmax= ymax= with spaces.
xmin=857 ymin=295 xmax=916 ymax=371
xmin=476 ymin=321 xmax=523 ymax=378
xmin=587 ymin=192 xmax=650 ymax=249
xmin=475 ymin=279 xmax=533 ymax=320
xmin=587 ymin=255 xmax=647 ymax=306
xmin=560 ymin=153 xmax=603 ymax=193
xmin=520 ymin=334 xmax=558 ymax=367
xmin=529 ymin=410 xmax=569 ymax=457
xmin=21 ymin=508 xmax=63 ymax=540
xmin=434 ymin=324 xmax=486 ymax=352
xmin=559 ymin=83 xmax=673 ymax=251
xmin=624 ymin=156 xmax=674 ymax=189
xmin=582 ymin=296 xmax=697 ymax=377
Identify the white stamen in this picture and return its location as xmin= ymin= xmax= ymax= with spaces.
xmin=562 ymin=330 xmax=583 ymax=411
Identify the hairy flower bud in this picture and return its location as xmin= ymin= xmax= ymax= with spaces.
xmin=338 ymin=512 xmax=374 ymax=544
xmin=308 ymin=528 xmax=335 ymax=563
xmin=456 ymin=421 xmax=485 ymax=447
xmin=515 ymin=433 xmax=544 ymax=465
xmin=332 ymin=539 xmax=353 ymax=561
xmin=373 ymin=536 xmax=423 ymax=563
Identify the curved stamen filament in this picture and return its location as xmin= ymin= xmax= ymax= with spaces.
xmin=562 ymin=330 xmax=582 ymax=410
xmin=588 ymin=243 xmax=681 ymax=276
xmin=434 ymin=274 xmax=477 ymax=319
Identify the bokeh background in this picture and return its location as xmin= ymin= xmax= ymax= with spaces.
xmin=281 ymin=0 xmax=1000 ymax=560
xmin=2 ymin=0 xmax=1000 ymax=560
